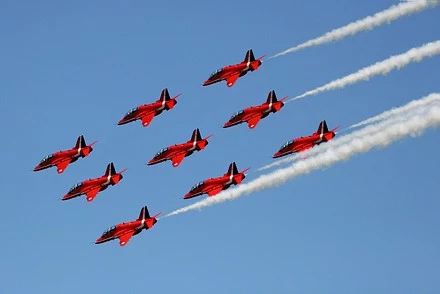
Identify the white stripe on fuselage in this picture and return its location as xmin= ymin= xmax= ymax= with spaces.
xmin=315 ymin=133 xmax=324 ymax=144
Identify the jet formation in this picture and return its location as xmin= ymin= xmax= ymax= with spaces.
xmin=34 ymin=49 xmax=338 ymax=246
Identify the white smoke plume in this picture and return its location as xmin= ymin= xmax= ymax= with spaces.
xmin=288 ymin=40 xmax=440 ymax=101
xmin=164 ymin=94 xmax=440 ymax=217
xmin=271 ymin=0 xmax=439 ymax=58
xmin=349 ymin=92 xmax=440 ymax=129
xmin=260 ymin=93 xmax=440 ymax=171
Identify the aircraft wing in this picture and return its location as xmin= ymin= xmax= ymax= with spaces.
xmin=141 ymin=112 xmax=155 ymax=127
xmin=56 ymin=159 xmax=71 ymax=174
xmin=118 ymin=230 xmax=135 ymax=246
xmin=247 ymin=114 xmax=263 ymax=129
xmin=295 ymin=143 xmax=314 ymax=152
xmin=226 ymin=73 xmax=240 ymax=87
xmin=85 ymin=187 xmax=101 ymax=202
xmin=171 ymin=153 xmax=186 ymax=167
xmin=207 ymin=186 xmax=223 ymax=196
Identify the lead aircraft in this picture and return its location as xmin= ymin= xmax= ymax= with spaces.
xmin=203 ymin=49 xmax=265 ymax=87
xmin=273 ymin=120 xmax=339 ymax=158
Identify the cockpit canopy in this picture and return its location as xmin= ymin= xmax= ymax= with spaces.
xmin=280 ymin=140 xmax=294 ymax=150
xmin=40 ymin=154 xmax=54 ymax=163
xmin=125 ymin=107 xmax=138 ymax=117
xmin=230 ymin=110 xmax=244 ymax=120
xmin=102 ymin=226 xmax=116 ymax=236
xmin=190 ymin=181 xmax=204 ymax=192
xmin=69 ymin=182 xmax=83 ymax=192
xmin=210 ymin=68 xmax=223 ymax=78
xmin=155 ymin=147 xmax=168 ymax=157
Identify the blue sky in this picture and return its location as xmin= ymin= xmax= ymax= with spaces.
xmin=1 ymin=1 xmax=439 ymax=293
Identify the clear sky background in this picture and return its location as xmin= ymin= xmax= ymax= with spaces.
xmin=1 ymin=1 xmax=439 ymax=293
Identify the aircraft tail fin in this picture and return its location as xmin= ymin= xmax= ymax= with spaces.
xmin=104 ymin=162 xmax=117 ymax=177
xmin=138 ymin=206 xmax=151 ymax=220
xmin=244 ymin=49 xmax=256 ymax=63
xmin=226 ymin=162 xmax=239 ymax=176
xmin=74 ymin=135 xmax=87 ymax=149
xmin=265 ymin=90 xmax=278 ymax=104
xmin=159 ymin=88 xmax=171 ymax=102
xmin=190 ymin=128 xmax=202 ymax=142
xmin=315 ymin=120 xmax=329 ymax=135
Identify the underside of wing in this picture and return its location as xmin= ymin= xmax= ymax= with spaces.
xmin=118 ymin=230 xmax=135 ymax=246
xmin=56 ymin=159 xmax=71 ymax=174
xmin=247 ymin=114 xmax=263 ymax=129
xmin=141 ymin=112 xmax=155 ymax=127
xmin=226 ymin=73 xmax=240 ymax=87
xmin=85 ymin=187 xmax=101 ymax=202
xmin=295 ymin=143 xmax=314 ymax=152
xmin=207 ymin=186 xmax=224 ymax=196
xmin=171 ymin=153 xmax=186 ymax=167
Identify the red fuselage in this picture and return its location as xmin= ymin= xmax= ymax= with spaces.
xmin=203 ymin=59 xmax=262 ymax=87
xmin=62 ymin=173 xmax=123 ymax=202
xmin=148 ymin=138 xmax=209 ymax=167
xmin=224 ymin=100 xmax=285 ymax=129
xmin=33 ymin=146 xmax=93 ymax=174
xmin=95 ymin=218 xmax=157 ymax=246
xmin=118 ymin=98 xmax=177 ymax=127
xmin=273 ymin=131 xmax=336 ymax=158
xmin=184 ymin=172 xmax=246 ymax=199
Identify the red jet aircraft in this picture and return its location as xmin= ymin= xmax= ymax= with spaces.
xmin=184 ymin=162 xmax=250 ymax=199
xmin=62 ymin=162 xmax=127 ymax=202
xmin=147 ymin=128 xmax=213 ymax=167
xmin=273 ymin=120 xmax=339 ymax=158
xmin=95 ymin=206 xmax=161 ymax=247
xmin=33 ymin=135 xmax=97 ymax=174
xmin=203 ymin=49 xmax=265 ymax=87
xmin=223 ymin=90 xmax=287 ymax=129
xmin=118 ymin=88 xmax=181 ymax=127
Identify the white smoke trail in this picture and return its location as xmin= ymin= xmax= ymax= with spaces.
xmin=271 ymin=0 xmax=439 ymax=58
xmin=164 ymin=96 xmax=440 ymax=217
xmin=287 ymin=40 xmax=440 ymax=102
xmin=260 ymin=93 xmax=440 ymax=171
xmin=348 ymin=93 xmax=440 ymax=129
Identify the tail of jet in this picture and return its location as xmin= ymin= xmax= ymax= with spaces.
xmin=226 ymin=162 xmax=239 ymax=176
xmin=74 ymin=135 xmax=87 ymax=150
xmin=104 ymin=162 xmax=127 ymax=184
xmin=139 ymin=206 xmax=161 ymax=228
xmin=104 ymin=162 xmax=117 ymax=177
xmin=244 ymin=49 xmax=256 ymax=63
xmin=138 ymin=206 xmax=151 ymax=220
xmin=244 ymin=49 xmax=265 ymax=71
xmin=160 ymin=88 xmax=181 ymax=110
xmin=190 ymin=128 xmax=203 ymax=143
xmin=74 ymin=135 xmax=97 ymax=157
xmin=189 ymin=128 xmax=213 ymax=150
xmin=315 ymin=120 xmax=329 ymax=135
xmin=225 ymin=162 xmax=250 ymax=176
